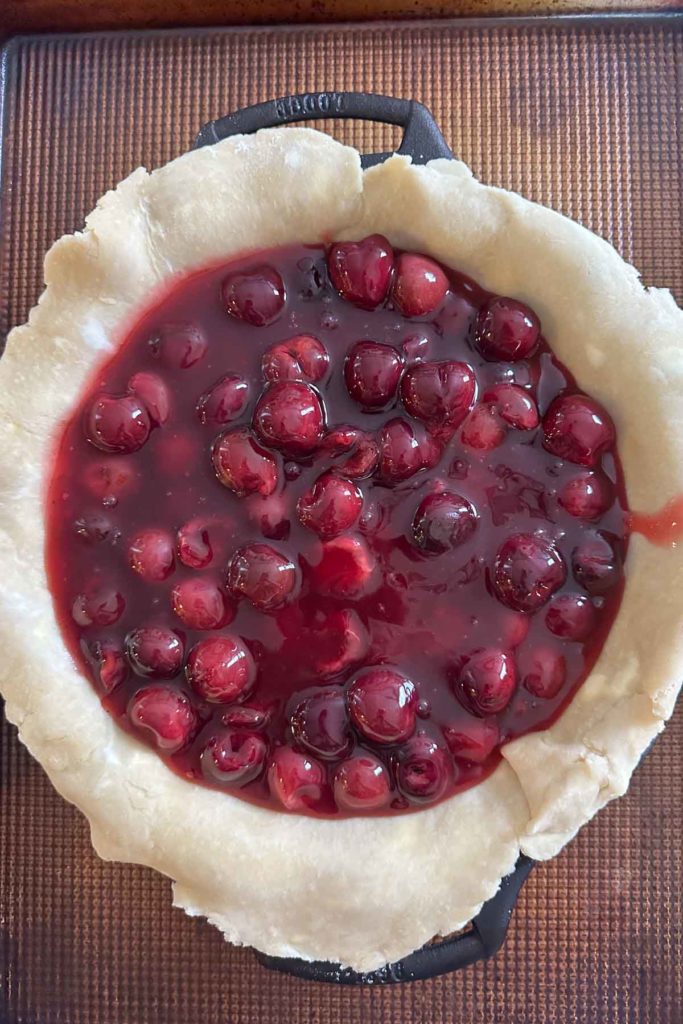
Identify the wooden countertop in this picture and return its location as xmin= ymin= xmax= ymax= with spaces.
xmin=2 ymin=0 xmax=679 ymax=38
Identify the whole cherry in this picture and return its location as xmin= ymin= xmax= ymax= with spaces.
xmin=291 ymin=688 xmax=353 ymax=760
xmin=297 ymin=472 xmax=363 ymax=540
xmin=227 ymin=543 xmax=299 ymax=611
xmin=149 ymin=322 xmax=208 ymax=369
xmin=347 ymin=667 xmax=417 ymax=744
xmin=395 ymin=733 xmax=452 ymax=802
xmin=493 ymin=533 xmax=566 ymax=613
xmin=474 ymin=297 xmax=540 ymax=361
xmin=327 ymin=234 xmax=394 ymax=309
xmin=453 ymin=648 xmax=517 ymax=716
xmin=128 ymin=686 xmax=197 ymax=752
xmin=85 ymin=394 xmax=151 ymax=453
xmin=333 ymin=753 xmax=392 ymax=812
xmin=411 ymin=491 xmax=477 ymax=553
xmin=400 ymin=360 xmax=475 ymax=438
xmin=344 ymin=341 xmax=404 ymax=409
xmin=201 ymin=729 xmax=268 ymax=785
xmin=212 ymin=428 xmax=279 ymax=498
xmin=186 ymin=635 xmax=256 ymax=703
xmin=222 ymin=265 xmax=285 ymax=326
xmin=126 ymin=627 xmax=184 ymax=678
xmin=262 ymin=335 xmax=329 ymax=384
xmin=542 ymin=394 xmax=615 ymax=467
xmin=392 ymin=253 xmax=449 ymax=317
xmin=267 ymin=746 xmax=326 ymax=812
xmin=253 ymin=381 xmax=325 ymax=456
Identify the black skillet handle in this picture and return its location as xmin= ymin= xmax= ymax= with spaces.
xmin=194 ymin=91 xmax=453 ymax=168
xmin=254 ymin=856 xmax=534 ymax=985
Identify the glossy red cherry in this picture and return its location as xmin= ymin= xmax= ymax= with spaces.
xmin=559 ymin=470 xmax=613 ymax=520
xmin=221 ymin=265 xmax=285 ymax=326
xmin=72 ymin=585 xmax=125 ymax=627
xmin=150 ymin=322 xmax=208 ymax=369
xmin=493 ymin=533 xmax=566 ymax=612
xmin=400 ymin=360 xmax=475 ymax=437
xmin=377 ymin=418 xmax=441 ymax=484
xmin=128 ymin=528 xmax=175 ymax=582
xmin=86 ymin=394 xmax=151 ymax=453
xmin=347 ymin=667 xmax=417 ymax=744
xmin=297 ymin=472 xmax=363 ymax=540
xmin=227 ymin=543 xmax=299 ymax=611
xmin=482 ymin=383 xmax=539 ymax=430
xmin=411 ymin=491 xmax=477 ymax=553
xmin=545 ymin=593 xmax=597 ymax=641
xmin=212 ymin=428 xmax=278 ymax=497
xmin=171 ymin=577 xmax=233 ymax=630
xmin=461 ymin=405 xmax=506 ymax=451
xmin=253 ymin=381 xmax=325 ymax=456
xmin=474 ymin=297 xmax=540 ymax=361
xmin=201 ymin=729 xmax=268 ymax=785
xmin=542 ymin=394 xmax=615 ymax=466
xmin=291 ymin=689 xmax=352 ymax=760
xmin=176 ymin=519 xmax=213 ymax=569
xmin=571 ymin=533 xmax=622 ymax=595
xmin=186 ymin=635 xmax=256 ymax=703
xmin=125 ymin=627 xmax=184 ymax=678
xmin=128 ymin=685 xmax=197 ymax=752
xmin=443 ymin=717 xmax=500 ymax=764
xmin=196 ymin=374 xmax=249 ymax=426
xmin=454 ymin=648 xmax=517 ymax=716
xmin=392 ymin=253 xmax=449 ymax=317
xmin=522 ymin=646 xmax=567 ymax=699
xmin=267 ymin=745 xmax=326 ymax=811
xmin=128 ymin=372 xmax=171 ymax=426
xmin=309 ymin=608 xmax=369 ymax=677
xmin=344 ymin=341 xmax=404 ymax=409
xmin=395 ymin=733 xmax=452 ymax=802
xmin=262 ymin=334 xmax=329 ymax=384
xmin=333 ymin=753 xmax=392 ymax=812
xmin=311 ymin=535 xmax=376 ymax=599
xmin=327 ymin=234 xmax=394 ymax=309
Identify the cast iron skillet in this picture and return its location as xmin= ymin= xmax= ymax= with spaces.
xmin=193 ymin=91 xmax=535 ymax=985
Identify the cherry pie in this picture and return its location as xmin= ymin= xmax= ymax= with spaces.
xmin=1 ymin=128 xmax=682 ymax=971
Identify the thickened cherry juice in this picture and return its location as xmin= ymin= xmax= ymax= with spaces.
xmin=45 ymin=237 xmax=628 ymax=816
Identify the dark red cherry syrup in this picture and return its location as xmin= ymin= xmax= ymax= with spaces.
xmin=45 ymin=237 xmax=629 ymax=816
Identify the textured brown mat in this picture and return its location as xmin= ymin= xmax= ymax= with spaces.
xmin=1 ymin=16 xmax=682 ymax=1024
xmin=3 ymin=0 xmax=681 ymax=37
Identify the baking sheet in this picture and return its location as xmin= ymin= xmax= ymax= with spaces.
xmin=1 ymin=16 xmax=681 ymax=1023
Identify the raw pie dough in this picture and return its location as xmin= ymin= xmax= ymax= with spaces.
xmin=1 ymin=128 xmax=682 ymax=972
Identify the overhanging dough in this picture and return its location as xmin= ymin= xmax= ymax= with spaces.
xmin=1 ymin=128 xmax=681 ymax=971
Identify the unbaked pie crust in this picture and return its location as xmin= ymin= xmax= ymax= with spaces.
xmin=1 ymin=128 xmax=682 ymax=971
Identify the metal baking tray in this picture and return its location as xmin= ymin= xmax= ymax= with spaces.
xmin=1 ymin=17 xmax=681 ymax=1022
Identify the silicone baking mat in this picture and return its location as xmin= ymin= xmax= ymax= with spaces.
xmin=1 ymin=15 xmax=682 ymax=1023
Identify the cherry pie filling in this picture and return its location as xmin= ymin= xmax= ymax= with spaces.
xmin=46 ymin=236 xmax=628 ymax=816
